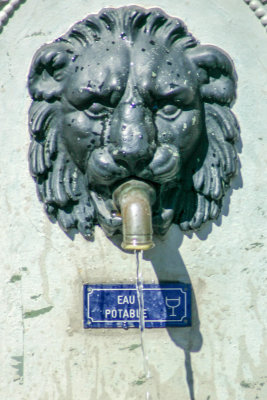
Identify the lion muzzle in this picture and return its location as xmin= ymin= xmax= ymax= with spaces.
xmin=109 ymin=100 xmax=156 ymax=173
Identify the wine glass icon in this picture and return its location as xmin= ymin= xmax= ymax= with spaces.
xmin=165 ymin=296 xmax=181 ymax=317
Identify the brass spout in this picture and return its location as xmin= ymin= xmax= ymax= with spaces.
xmin=113 ymin=180 xmax=156 ymax=251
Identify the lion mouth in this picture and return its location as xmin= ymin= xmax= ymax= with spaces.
xmin=85 ymin=143 xmax=181 ymax=236
xmin=89 ymin=173 xmax=177 ymax=238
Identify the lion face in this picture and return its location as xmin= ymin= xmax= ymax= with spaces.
xmin=28 ymin=7 xmax=239 ymax=240
xmin=62 ymin=36 xmax=202 ymax=214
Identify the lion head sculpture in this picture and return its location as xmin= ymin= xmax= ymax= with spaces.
xmin=28 ymin=6 xmax=239 ymax=241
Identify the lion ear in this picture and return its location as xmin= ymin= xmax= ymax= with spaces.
xmin=28 ymin=42 xmax=71 ymax=101
xmin=187 ymin=45 xmax=237 ymax=105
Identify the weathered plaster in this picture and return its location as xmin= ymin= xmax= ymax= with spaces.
xmin=0 ymin=1 xmax=266 ymax=399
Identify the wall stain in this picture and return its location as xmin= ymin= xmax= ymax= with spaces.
xmin=9 ymin=274 xmax=21 ymax=283
xmin=23 ymin=305 xmax=53 ymax=319
xmin=245 ymin=242 xmax=264 ymax=251
xmin=11 ymin=355 xmax=24 ymax=384
xmin=132 ymin=374 xmax=146 ymax=386
xmin=53 ymin=370 xmax=65 ymax=399
xmin=30 ymin=294 xmax=42 ymax=300
xmin=241 ymin=380 xmax=254 ymax=388
xmin=99 ymin=375 xmax=111 ymax=400
xmin=18 ymin=269 xmax=25 ymax=386
xmin=24 ymin=31 xmax=47 ymax=38
xmin=241 ymin=378 xmax=266 ymax=389
xmin=4 ymin=192 xmax=11 ymax=214
xmin=90 ymin=347 xmax=100 ymax=399
xmin=39 ymin=219 xmax=53 ymax=304
xmin=65 ymin=356 xmax=73 ymax=400
xmin=119 ymin=344 xmax=141 ymax=351
xmin=237 ymin=334 xmax=267 ymax=399
xmin=127 ymin=363 xmax=161 ymax=399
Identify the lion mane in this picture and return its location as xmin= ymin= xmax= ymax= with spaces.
xmin=28 ymin=6 xmax=239 ymax=240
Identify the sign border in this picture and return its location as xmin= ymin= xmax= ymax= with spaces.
xmin=83 ymin=283 xmax=191 ymax=329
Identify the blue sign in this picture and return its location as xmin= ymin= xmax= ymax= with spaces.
xmin=83 ymin=283 xmax=191 ymax=329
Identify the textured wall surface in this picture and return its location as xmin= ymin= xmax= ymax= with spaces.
xmin=0 ymin=1 xmax=266 ymax=399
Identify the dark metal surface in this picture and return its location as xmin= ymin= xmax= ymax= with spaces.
xmin=28 ymin=6 xmax=239 ymax=242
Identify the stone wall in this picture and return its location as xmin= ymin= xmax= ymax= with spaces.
xmin=0 ymin=1 xmax=266 ymax=399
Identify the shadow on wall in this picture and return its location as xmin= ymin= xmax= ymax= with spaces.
xmin=144 ymin=225 xmax=203 ymax=400
xmin=108 ymin=148 xmax=243 ymax=400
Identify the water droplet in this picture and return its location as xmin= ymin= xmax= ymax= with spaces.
xmin=123 ymin=322 xmax=128 ymax=330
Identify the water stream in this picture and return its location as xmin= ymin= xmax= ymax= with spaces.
xmin=135 ymin=250 xmax=152 ymax=399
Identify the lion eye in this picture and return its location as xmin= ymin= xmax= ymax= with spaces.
xmin=84 ymin=103 xmax=109 ymax=118
xmin=157 ymin=104 xmax=181 ymax=119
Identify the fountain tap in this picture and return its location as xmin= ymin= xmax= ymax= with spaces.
xmin=113 ymin=180 xmax=156 ymax=251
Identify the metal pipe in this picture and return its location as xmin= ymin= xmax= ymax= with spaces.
xmin=113 ymin=180 xmax=156 ymax=251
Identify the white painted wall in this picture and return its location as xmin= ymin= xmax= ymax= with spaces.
xmin=0 ymin=1 xmax=266 ymax=399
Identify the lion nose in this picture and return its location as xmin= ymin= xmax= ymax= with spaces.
xmin=109 ymin=102 xmax=156 ymax=172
